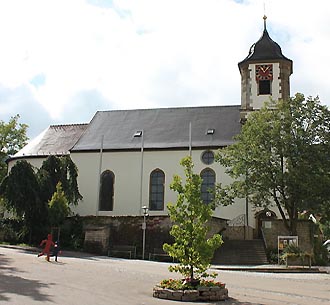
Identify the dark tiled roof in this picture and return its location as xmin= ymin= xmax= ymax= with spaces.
xmin=71 ymin=106 xmax=241 ymax=151
xmin=14 ymin=124 xmax=88 ymax=157
xmin=239 ymin=29 xmax=292 ymax=66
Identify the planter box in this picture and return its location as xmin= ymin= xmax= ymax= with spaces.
xmin=153 ymin=285 xmax=229 ymax=302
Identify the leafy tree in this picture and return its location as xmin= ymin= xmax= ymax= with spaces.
xmin=38 ymin=155 xmax=82 ymax=206
xmin=0 ymin=115 xmax=28 ymax=183
xmin=163 ymin=156 xmax=223 ymax=281
xmin=48 ymin=182 xmax=70 ymax=240
xmin=0 ymin=160 xmax=47 ymax=242
xmin=0 ymin=155 xmax=82 ymax=243
xmin=216 ymin=94 xmax=330 ymax=235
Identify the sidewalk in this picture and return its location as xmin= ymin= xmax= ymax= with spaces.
xmin=2 ymin=243 xmax=329 ymax=274
xmin=213 ymin=264 xmax=329 ymax=274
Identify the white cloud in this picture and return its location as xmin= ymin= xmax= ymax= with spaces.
xmin=0 ymin=0 xmax=329 ymax=137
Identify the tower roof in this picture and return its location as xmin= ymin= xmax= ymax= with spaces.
xmin=239 ymin=16 xmax=292 ymax=67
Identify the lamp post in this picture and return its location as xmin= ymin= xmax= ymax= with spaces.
xmin=142 ymin=205 xmax=149 ymax=260
xmin=245 ymin=167 xmax=249 ymax=240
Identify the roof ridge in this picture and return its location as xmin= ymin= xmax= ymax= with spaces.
xmin=96 ymin=104 xmax=240 ymax=114
xmin=49 ymin=123 xmax=88 ymax=128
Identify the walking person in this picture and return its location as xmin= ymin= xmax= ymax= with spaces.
xmin=51 ymin=241 xmax=61 ymax=262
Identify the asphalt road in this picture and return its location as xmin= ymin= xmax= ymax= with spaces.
xmin=0 ymin=247 xmax=329 ymax=305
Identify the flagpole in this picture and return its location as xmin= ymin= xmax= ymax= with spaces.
xmin=96 ymin=135 xmax=104 ymax=216
xmin=189 ymin=121 xmax=192 ymax=157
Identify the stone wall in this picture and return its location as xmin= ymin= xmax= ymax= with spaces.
xmin=206 ymin=218 xmax=227 ymax=238
xmin=84 ymin=226 xmax=110 ymax=254
xmin=82 ymin=215 xmax=172 ymax=256
xmin=153 ymin=285 xmax=228 ymax=302
xmin=262 ymin=219 xmax=314 ymax=252
xmin=81 ymin=216 xmax=227 ymax=256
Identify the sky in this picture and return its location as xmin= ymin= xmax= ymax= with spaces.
xmin=0 ymin=0 xmax=329 ymax=139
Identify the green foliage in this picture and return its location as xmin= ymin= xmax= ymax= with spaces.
xmin=0 ymin=160 xmax=48 ymax=243
xmin=216 ymin=94 xmax=330 ymax=235
xmin=313 ymin=239 xmax=329 ymax=266
xmin=265 ymin=248 xmax=278 ymax=264
xmin=61 ymin=215 xmax=85 ymax=250
xmin=159 ymin=278 xmax=225 ymax=291
xmin=48 ymin=182 xmax=70 ymax=227
xmin=0 ymin=218 xmax=26 ymax=244
xmin=0 ymin=155 xmax=82 ymax=243
xmin=320 ymin=221 xmax=330 ymax=240
xmin=59 ymin=215 xmax=84 ymax=249
xmin=0 ymin=115 xmax=28 ymax=183
xmin=39 ymin=155 xmax=82 ymax=206
xmin=159 ymin=278 xmax=191 ymax=290
xmin=163 ymin=156 xmax=223 ymax=281
xmin=280 ymin=244 xmax=313 ymax=267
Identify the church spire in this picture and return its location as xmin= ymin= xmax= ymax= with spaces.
xmin=238 ymin=17 xmax=293 ymax=121
xmin=263 ymin=14 xmax=267 ymax=31
xmin=238 ymin=16 xmax=292 ymax=64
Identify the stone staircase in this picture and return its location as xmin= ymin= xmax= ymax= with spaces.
xmin=212 ymin=239 xmax=269 ymax=265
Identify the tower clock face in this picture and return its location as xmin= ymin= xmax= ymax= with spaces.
xmin=256 ymin=64 xmax=273 ymax=81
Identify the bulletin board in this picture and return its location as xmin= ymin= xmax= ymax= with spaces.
xmin=277 ymin=235 xmax=298 ymax=264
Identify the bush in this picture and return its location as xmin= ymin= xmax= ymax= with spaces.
xmin=0 ymin=218 xmax=26 ymax=244
xmin=159 ymin=278 xmax=225 ymax=291
xmin=313 ymin=239 xmax=329 ymax=266
xmin=266 ymin=248 xmax=278 ymax=264
xmin=59 ymin=215 xmax=84 ymax=250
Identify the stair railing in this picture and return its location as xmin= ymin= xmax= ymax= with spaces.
xmin=260 ymin=227 xmax=268 ymax=249
xmin=227 ymin=214 xmax=246 ymax=239
xmin=228 ymin=214 xmax=246 ymax=226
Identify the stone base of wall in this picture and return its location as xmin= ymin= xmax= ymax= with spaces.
xmin=84 ymin=225 xmax=110 ymax=254
xmin=262 ymin=220 xmax=314 ymax=252
xmin=79 ymin=215 xmax=227 ymax=256
xmin=153 ymin=285 xmax=229 ymax=302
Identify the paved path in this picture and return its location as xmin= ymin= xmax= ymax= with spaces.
xmin=0 ymin=247 xmax=329 ymax=305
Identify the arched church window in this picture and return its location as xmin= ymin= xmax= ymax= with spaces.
xmin=201 ymin=168 xmax=215 ymax=205
xmin=99 ymin=170 xmax=115 ymax=211
xmin=149 ymin=169 xmax=165 ymax=211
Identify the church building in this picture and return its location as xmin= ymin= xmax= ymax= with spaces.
xmin=9 ymin=18 xmax=300 ymax=259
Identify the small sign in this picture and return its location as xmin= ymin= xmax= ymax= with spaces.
xmin=263 ymin=221 xmax=272 ymax=229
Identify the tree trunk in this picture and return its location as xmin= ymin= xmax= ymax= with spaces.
xmin=289 ymin=217 xmax=298 ymax=236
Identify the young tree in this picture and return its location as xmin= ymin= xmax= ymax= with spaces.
xmin=216 ymin=93 xmax=330 ymax=235
xmin=0 ymin=115 xmax=28 ymax=183
xmin=48 ymin=182 xmax=70 ymax=240
xmin=48 ymin=182 xmax=70 ymax=225
xmin=163 ymin=156 xmax=222 ymax=281
xmin=0 ymin=160 xmax=47 ymax=242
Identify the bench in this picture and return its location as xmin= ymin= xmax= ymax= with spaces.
xmin=108 ymin=245 xmax=137 ymax=259
xmin=149 ymin=248 xmax=174 ymax=262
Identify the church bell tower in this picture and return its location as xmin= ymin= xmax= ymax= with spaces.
xmin=238 ymin=16 xmax=293 ymax=120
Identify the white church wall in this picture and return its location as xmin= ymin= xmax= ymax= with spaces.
xmin=70 ymin=149 xmax=252 ymax=226
xmin=8 ymin=157 xmax=47 ymax=172
xmin=6 ymin=150 xmax=255 ymax=228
